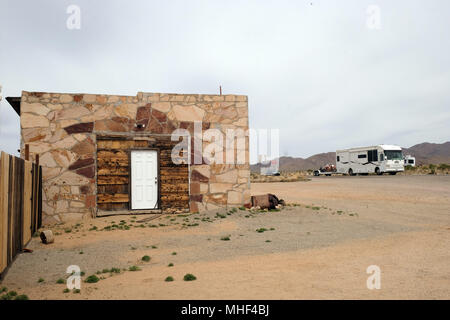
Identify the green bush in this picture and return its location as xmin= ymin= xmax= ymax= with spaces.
xmin=56 ymin=278 xmax=65 ymax=284
xmin=14 ymin=294 xmax=29 ymax=300
xmin=183 ymin=274 xmax=197 ymax=281
xmin=165 ymin=276 xmax=174 ymax=282
xmin=110 ymin=267 xmax=121 ymax=273
xmin=128 ymin=266 xmax=141 ymax=271
xmin=85 ymin=275 xmax=100 ymax=283
xmin=142 ymin=255 xmax=151 ymax=262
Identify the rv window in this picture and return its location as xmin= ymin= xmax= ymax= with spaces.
xmin=368 ymin=149 xmax=378 ymax=162
xmin=385 ymin=150 xmax=403 ymax=160
xmin=358 ymin=154 xmax=367 ymax=159
xmin=337 ymin=156 xmax=340 ymax=162
xmin=380 ymin=154 xmax=384 ymax=161
xmin=408 ymin=159 xmax=414 ymax=164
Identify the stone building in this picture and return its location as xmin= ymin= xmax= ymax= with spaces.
xmin=6 ymin=91 xmax=250 ymax=225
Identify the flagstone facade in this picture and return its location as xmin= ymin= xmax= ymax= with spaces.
xmin=19 ymin=91 xmax=250 ymax=225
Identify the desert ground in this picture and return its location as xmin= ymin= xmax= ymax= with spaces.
xmin=1 ymin=175 xmax=449 ymax=299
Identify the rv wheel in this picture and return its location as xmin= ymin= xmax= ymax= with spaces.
xmin=389 ymin=172 xmax=397 ymax=175
xmin=348 ymin=168 xmax=354 ymax=176
xmin=375 ymin=167 xmax=382 ymax=175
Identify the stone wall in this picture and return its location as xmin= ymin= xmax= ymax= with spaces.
xmin=20 ymin=91 xmax=250 ymax=225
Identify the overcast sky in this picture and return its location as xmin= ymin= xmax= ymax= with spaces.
xmin=1 ymin=0 xmax=449 ymax=162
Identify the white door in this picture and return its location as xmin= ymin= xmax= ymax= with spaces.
xmin=131 ymin=150 xmax=158 ymax=209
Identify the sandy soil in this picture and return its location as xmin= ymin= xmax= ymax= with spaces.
xmin=1 ymin=175 xmax=449 ymax=299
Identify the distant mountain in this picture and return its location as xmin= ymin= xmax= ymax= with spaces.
xmin=251 ymin=152 xmax=336 ymax=173
xmin=251 ymin=141 xmax=450 ymax=172
xmin=402 ymin=141 xmax=450 ymax=165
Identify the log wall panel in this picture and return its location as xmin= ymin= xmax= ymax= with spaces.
xmin=96 ymin=136 xmax=189 ymax=212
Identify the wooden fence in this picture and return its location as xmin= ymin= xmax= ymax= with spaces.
xmin=0 ymin=151 xmax=42 ymax=277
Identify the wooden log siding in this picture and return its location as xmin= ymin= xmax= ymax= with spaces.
xmin=96 ymin=136 xmax=189 ymax=212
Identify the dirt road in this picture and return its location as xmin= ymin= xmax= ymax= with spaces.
xmin=1 ymin=175 xmax=449 ymax=299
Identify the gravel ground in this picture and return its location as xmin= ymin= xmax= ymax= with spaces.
xmin=1 ymin=175 xmax=449 ymax=299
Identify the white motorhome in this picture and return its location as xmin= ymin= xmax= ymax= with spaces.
xmin=336 ymin=145 xmax=404 ymax=175
xmin=404 ymin=155 xmax=416 ymax=167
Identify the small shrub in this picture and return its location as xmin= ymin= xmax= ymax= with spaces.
xmin=73 ymin=289 xmax=80 ymax=294
xmin=168 ymin=263 xmax=174 ymax=267
xmin=142 ymin=255 xmax=151 ymax=262
xmin=15 ymin=294 xmax=29 ymax=300
xmin=239 ymin=207 xmax=246 ymax=211
xmin=265 ymin=240 xmax=271 ymax=243
xmin=38 ymin=278 xmax=44 ymax=283
xmin=256 ymin=228 xmax=268 ymax=233
xmin=151 ymin=245 xmax=157 ymax=249
xmin=165 ymin=276 xmax=174 ymax=282
xmin=172 ymin=252 xmax=177 ymax=255
xmin=63 ymin=288 xmax=70 ymax=293
xmin=110 ymin=267 xmax=121 ymax=274
xmin=183 ymin=273 xmax=197 ymax=281
xmin=220 ymin=236 xmax=231 ymax=241
xmin=56 ymin=278 xmax=65 ymax=284
xmin=85 ymin=275 xmax=100 ymax=283
xmin=0 ymin=287 xmax=7 ymax=293
xmin=129 ymin=266 xmax=141 ymax=271
xmin=311 ymin=206 xmax=321 ymax=210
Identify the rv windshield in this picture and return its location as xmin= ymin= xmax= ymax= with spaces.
xmin=384 ymin=150 xmax=403 ymax=160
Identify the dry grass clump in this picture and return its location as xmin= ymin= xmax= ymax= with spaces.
xmin=251 ymin=171 xmax=310 ymax=183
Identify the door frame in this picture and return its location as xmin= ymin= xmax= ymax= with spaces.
xmin=128 ymin=148 xmax=161 ymax=210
